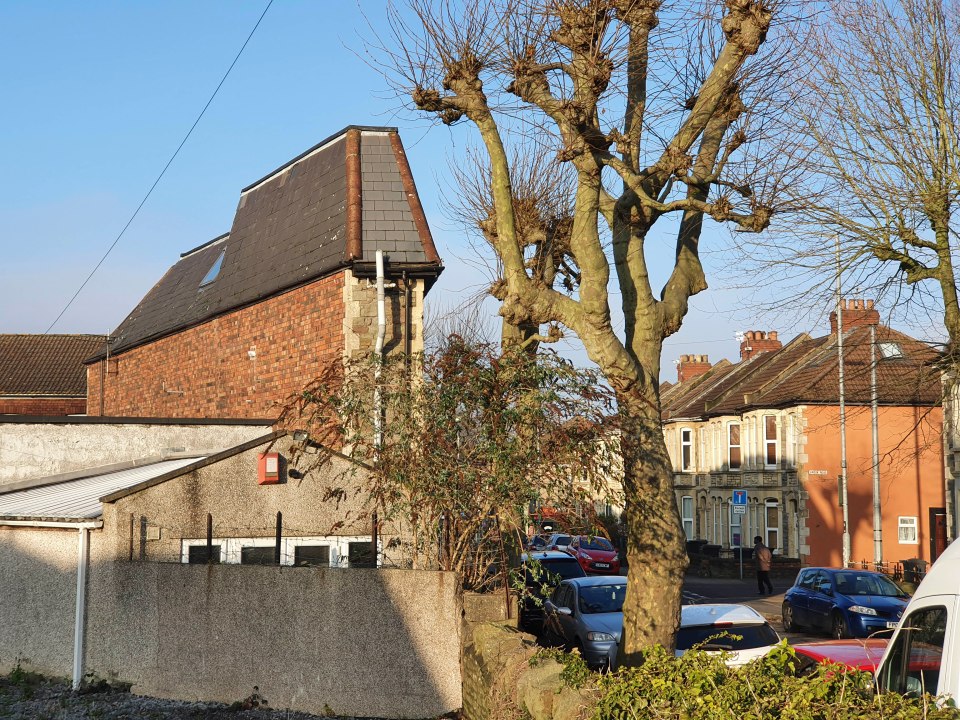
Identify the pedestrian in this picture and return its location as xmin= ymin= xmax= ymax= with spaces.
xmin=754 ymin=536 xmax=773 ymax=595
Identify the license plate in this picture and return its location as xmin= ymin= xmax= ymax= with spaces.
xmin=886 ymin=621 xmax=899 ymax=629
xmin=594 ymin=563 xmax=610 ymax=568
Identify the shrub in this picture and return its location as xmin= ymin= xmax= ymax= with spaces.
xmin=593 ymin=642 xmax=958 ymax=720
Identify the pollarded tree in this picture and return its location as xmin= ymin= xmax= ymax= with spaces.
xmin=372 ymin=0 xmax=802 ymax=659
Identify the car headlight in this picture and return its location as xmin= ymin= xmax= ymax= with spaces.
xmin=586 ymin=631 xmax=615 ymax=642
xmin=581 ymin=553 xmax=594 ymax=561
xmin=848 ymin=605 xmax=877 ymax=616
xmin=612 ymin=554 xmax=618 ymax=562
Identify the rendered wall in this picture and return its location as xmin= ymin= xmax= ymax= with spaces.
xmin=802 ymin=404 xmax=945 ymax=566
xmin=0 ymin=421 xmax=270 ymax=486
xmin=0 ymin=528 xmax=462 ymax=718
xmin=99 ymin=436 xmax=383 ymax=563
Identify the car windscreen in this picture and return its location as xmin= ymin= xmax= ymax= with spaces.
xmin=578 ymin=584 xmax=626 ymax=614
xmin=581 ymin=537 xmax=614 ymax=551
xmin=553 ymin=535 xmax=571 ymax=546
xmin=834 ymin=572 xmax=909 ymax=597
xmin=676 ymin=623 xmax=779 ymax=651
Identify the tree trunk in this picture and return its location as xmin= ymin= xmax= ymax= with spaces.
xmin=616 ymin=384 xmax=688 ymax=663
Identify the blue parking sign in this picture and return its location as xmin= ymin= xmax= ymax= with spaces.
xmin=732 ymin=489 xmax=747 ymax=505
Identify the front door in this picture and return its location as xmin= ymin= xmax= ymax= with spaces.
xmin=929 ymin=507 xmax=947 ymax=562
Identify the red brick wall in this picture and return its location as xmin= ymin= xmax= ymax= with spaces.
xmin=0 ymin=398 xmax=86 ymax=415
xmin=87 ymin=274 xmax=345 ymax=419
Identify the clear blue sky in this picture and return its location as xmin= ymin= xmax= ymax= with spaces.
xmin=0 ymin=1 xmax=858 ymax=379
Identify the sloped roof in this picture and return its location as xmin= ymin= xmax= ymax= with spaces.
xmin=0 ymin=334 xmax=105 ymax=397
xmin=662 ymin=324 xmax=941 ymax=420
xmin=0 ymin=457 xmax=203 ymax=521
xmin=95 ymin=126 xmax=442 ymax=359
xmin=754 ymin=325 xmax=940 ymax=407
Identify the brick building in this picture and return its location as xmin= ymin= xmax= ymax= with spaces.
xmin=0 ymin=334 xmax=105 ymax=415
xmin=85 ymin=126 xmax=443 ymax=419
xmin=662 ymin=299 xmax=945 ymax=567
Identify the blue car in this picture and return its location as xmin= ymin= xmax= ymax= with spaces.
xmin=782 ymin=567 xmax=910 ymax=639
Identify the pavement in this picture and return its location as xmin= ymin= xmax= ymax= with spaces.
xmin=682 ymin=574 xmax=823 ymax=643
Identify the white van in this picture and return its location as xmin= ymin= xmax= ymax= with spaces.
xmin=876 ymin=543 xmax=957 ymax=698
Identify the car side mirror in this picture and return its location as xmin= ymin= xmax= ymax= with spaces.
xmin=557 ymin=606 xmax=573 ymax=616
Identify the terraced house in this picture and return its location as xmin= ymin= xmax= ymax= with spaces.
xmin=661 ymin=300 xmax=946 ymax=568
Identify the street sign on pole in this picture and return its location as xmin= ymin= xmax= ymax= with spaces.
xmin=733 ymin=490 xmax=747 ymax=579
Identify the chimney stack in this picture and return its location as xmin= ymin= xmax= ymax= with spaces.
xmin=739 ymin=330 xmax=782 ymax=361
xmin=677 ymin=354 xmax=712 ymax=383
xmin=829 ymin=298 xmax=880 ymax=334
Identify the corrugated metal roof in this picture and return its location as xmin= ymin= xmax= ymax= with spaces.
xmin=0 ymin=457 xmax=203 ymax=521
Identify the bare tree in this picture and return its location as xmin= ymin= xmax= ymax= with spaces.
xmin=370 ymin=0 xmax=801 ymax=658
xmin=277 ymin=338 xmax=617 ymax=590
xmin=743 ymin=0 xmax=960 ymax=347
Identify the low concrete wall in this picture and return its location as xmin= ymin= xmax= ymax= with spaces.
xmin=0 ymin=530 xmax=462 ymax=719
xmin=462 ymin=623 xmax=594 ymax=720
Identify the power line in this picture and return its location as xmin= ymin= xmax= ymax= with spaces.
xmin=45 ymin=0 xmax=275 ymax=334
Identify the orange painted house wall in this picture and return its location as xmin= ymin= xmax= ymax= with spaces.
xmin=802 ymin=404 xmax=944 ymax=567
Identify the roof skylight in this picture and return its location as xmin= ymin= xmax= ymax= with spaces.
xmin=879 ymin=342 xmax=903 ymax=359
xmin=200 ymin=250 xmax=225 ymax=288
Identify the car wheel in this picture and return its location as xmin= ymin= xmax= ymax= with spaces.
xmin=832 ymin=611 xmax=849 ymax=639
xmin=782 ymin=603 xmax=797 ymax=632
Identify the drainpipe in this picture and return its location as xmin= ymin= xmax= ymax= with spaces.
xmin=72 ymin=526 xmax=91 ymax=690
xmin=373 ymin=250 xmax=386 ymax=568
xmin=374 ymin=250 xmax=386 ymax=453
xmin=0 ymin=521 xmax=102 ymax=689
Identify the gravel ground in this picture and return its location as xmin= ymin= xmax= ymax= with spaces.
xmin=0 ymin=672 xmax=354 ymax=720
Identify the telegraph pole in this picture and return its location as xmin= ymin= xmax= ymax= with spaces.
xmin=837 ymin=238 xmax=851 ymax=567
xmin=870 ymin=323 xmax=883 ymax=565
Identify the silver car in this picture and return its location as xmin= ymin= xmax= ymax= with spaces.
xmin=542 ymin=576 xmax=627 ymax=670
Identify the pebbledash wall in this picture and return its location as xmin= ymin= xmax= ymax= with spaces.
xmin=86 ymin=269 xmax=424 ymax=419
xmin=0 ymin=419 xmax=270 ymax=486
xmin=0 ymin=527 xmax=461 ymax=719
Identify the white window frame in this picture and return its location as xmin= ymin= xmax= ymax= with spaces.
xmin=765 ymin=499 xmax=780 ymax=553
xmin=680 ymin=428 xmax=693 ymax=471
xmin=727 ymin=422 xmax=742 ymax=470
xmin=898 ymin=516 xmax=919 ymax=544
xmin=763 ymin=415 xmax=778 ymax=468
xmin=180 ymin=535 xmax=378 ymax=567
xmin=680 ymin=495 xmax=694 ymax=540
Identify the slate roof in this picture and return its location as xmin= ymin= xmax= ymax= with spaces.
xmin=0 ymin=334 xmax=105 ymax=397
xmin=662 ymin=324 xmax=941 ymax=420
xmin=95 ymin=126 xmax=442 ymax=359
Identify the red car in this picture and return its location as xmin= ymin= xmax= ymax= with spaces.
xmin=566 ymin=535 xmax=620 ymax=575
xmin=792 ymin=639 xmax=889 ymax=675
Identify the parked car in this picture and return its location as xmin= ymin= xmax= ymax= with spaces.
xmin=566 ymin=535 xmax=621 ymax=575
xmin=543 ymin=533 xmax=573 ymax=552
xmin=543 ymin=576 xmax=627 ymax=670
xmin=517 ymin=551 xmax=587 ymax=632
xmin=792 ymin=639 xmax=890 ymax=675
xmin=782 ymin=567 xmax=910 ymax=639
xmin=876 ymin=542 xmax=958 ymax=700
xmin=677 ymin=604 xmax=781 ymax=666
xmin=525 ymin=535 xmax=547 ymax=551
